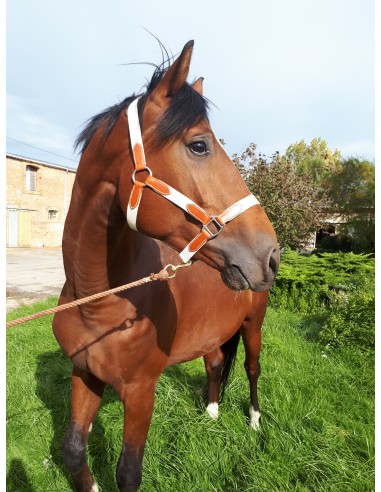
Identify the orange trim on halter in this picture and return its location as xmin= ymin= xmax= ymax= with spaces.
xmin=129 ymin=181 xmax=144 ymax=210
xmin=133 ymin=143 xmax=146 ymax=171
xmin=186 ymin=204 xmax=211 ymax=225
xmin=188 ymin=228 xmax=211 ymax=252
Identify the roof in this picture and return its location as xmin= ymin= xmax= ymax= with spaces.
xmin=6 ymin=153 xmax=78 ymax=173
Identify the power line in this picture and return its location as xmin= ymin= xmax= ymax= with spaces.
xmin=6 ymin=137 xmax=78 ymax=163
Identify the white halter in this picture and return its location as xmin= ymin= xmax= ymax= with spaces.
xmin=126 ymin=97 xmax=259 ymax=263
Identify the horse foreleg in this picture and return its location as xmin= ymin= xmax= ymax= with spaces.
xmin=116 ymin=380 xmax=157 ymax=492
xmin=241 ymin=291 xmax=268 ymax=431
xmin=203 ymin=349 xmax=224 ymax=419
xmin=62 ymin=367 xmax=105 ymax=492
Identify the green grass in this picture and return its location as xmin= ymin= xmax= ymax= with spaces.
xmin=7 ymin=299 xmax=374 ymax=491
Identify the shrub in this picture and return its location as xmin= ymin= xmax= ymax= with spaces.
xmin=269 ymin=249 xmax=374 ymax=314
xmin=319 ymin=275 xmax=375 ymax=354
xmin=269 ymin=250 xmax=375 ymax=353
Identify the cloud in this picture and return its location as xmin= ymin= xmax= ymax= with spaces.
xmin=7 ymin=95 xmax=75 ymax=155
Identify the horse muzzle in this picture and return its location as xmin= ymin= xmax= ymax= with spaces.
xmin=221 ymin=244 xmax=279 ymax=292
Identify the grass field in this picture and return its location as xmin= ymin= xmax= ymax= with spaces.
xmin=6 ymin=298 xmax=374 ymax=491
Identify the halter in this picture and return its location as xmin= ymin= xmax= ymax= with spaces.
xmin=126 ymin=97 xmax=259 ymax=263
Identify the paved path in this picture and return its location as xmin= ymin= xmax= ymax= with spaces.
xmin=6 ymin=248 xmax=65 ymax=312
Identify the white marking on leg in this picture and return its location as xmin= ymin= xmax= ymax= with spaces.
xmin=88 ymin=423 xmax=93 ymax=433
xmin=91 ymin=483 xmax=99 ymax=492
xmin=249 ymin=405 xmax=261 ymax=431
xmin=206 ymin=402 xmax=219 ymax=419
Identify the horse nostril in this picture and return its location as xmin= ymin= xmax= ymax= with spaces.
xmin=268 ymin=249 xmax=279 ymax=276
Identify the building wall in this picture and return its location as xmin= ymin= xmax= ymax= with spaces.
xmin=6 ymin=155 xmax=77 ymax=247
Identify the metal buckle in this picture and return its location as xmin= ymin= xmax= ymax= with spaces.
xmin=203 ymin=217 xmax=224 ymax=238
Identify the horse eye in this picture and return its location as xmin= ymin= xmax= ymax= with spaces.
xmin=188 ymin=141 xmax=209 ymax=156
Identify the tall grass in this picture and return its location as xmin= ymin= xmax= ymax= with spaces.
xmin=6 ymin=298 xmax=374 ymax=491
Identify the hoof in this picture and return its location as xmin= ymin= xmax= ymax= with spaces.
xmin=206 ymin=402 xmax=219 ymax=419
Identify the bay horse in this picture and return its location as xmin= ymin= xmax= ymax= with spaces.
xmin=53 ymin=40 xmax=279 ymax=492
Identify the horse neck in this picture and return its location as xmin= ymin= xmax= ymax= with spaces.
xmin=63 ymin=114 xmax=141 ymax=297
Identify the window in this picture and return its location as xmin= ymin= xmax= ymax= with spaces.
xmin=25 ymin=165 xmax=38 ymax=191
xmin=48 ymin=209 xmax=58 ymax=220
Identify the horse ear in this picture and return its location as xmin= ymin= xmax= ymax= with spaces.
xmin=192 ymin=77 xmax=204 ymax=95
xmin=151 ymin=40 xmax=194 ymax=106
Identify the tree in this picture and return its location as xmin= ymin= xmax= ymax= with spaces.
xmin=284 ymin=137 xmax=342 ymax=187
xmin=233 ymin=143 xmax=326 ymax=250
xmin=325 ymin=157 xmax=375 ymax=253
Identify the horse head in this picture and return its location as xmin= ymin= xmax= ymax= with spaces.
xmin=118 ymin=41 xmax=279 ymax=292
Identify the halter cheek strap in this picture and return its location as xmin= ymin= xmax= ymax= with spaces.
xmin=126 ymin=97 xmax=259 ymax=263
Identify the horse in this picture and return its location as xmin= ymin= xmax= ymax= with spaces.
xmin=52 ymin=40 xmax=279 ymax=492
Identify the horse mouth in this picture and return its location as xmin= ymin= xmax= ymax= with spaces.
xmin=220 ymin=265 xmax=250 ymax=291
xmin=220 ymin=264 xmax=271 ymax=292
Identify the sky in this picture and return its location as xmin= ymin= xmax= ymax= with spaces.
xmin=5 ymin=0 xmax=376 ymax=169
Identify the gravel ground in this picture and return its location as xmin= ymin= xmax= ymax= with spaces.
xmin=6 ymin=248 xmax=65 ymax=312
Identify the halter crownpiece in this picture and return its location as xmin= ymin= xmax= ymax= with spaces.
xmin=126 ymin=97 xmax=259 ymax=263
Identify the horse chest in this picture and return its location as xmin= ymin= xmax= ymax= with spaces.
xmin=168 ymin=289 xmax=250 ymax=364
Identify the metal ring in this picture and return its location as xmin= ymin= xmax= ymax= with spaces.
xmin=132 ymin=166 xmax=153 ymax=184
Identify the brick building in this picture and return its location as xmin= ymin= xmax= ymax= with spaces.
xmin=6 ymin=154 xmax=77 ymax=247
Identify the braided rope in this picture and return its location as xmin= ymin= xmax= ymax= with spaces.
xmin=6 ymin=262 xmax=192 ymax=328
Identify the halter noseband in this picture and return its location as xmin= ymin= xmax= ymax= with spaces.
xmin=126 ymin=97 xmax=259 ymax=263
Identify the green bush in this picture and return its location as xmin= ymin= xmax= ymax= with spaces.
xmin=319 ymin=275 xmax=375 ymax=354
xmin=269 ymin=250 xmax=375 ymax=353
xmin=269 ymin=249 xmax=374 ymax=313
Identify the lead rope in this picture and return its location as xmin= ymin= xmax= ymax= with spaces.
xmin=6 ymin=262 xmax=192 ymax=328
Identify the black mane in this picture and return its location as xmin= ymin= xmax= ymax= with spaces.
xmin=74 ymin=63 xmax=209 ymax=155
